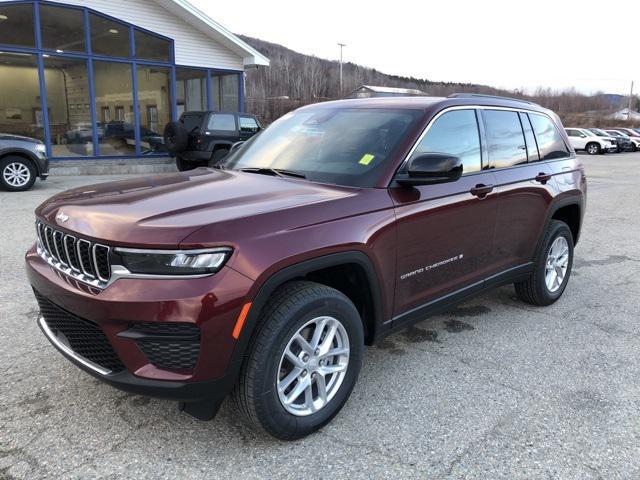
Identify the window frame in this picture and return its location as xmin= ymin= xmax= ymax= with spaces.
xmin=392 ymin=105 xmax=571 ymax=186
xmin=0 ymin=1 xmax=245 ymax=160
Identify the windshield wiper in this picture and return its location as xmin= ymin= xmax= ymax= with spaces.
xmin=239 ymin=167 xmax=306 ymax=179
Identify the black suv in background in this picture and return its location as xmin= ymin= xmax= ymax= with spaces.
xmin=164 ymin=111 xmax=262 ymax=171
xmin=0 ymin=133 xmax=49 ymax=191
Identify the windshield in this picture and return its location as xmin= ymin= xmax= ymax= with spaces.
xmin=221 ymin=108 xmax=421 ymax=187
xmin=590 ymin=128 xmax=608 ymax=136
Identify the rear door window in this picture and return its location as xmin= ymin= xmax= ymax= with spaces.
xmin=410 ymin=109 xmax=482 ymax=174
xmin=529 ymin=113 xmax=570 ymax=160
xmin=207 ymin=113 xmax=237 ymax=132
xmin=482 ymin=109 xmax=527 ymax=169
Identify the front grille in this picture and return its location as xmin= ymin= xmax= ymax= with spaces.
xmin=128 ymin=322 xmax=200 ymax=370
xmin=34 ymin=290 xmax=125 ymax=373
xmin=36 ymin=221 xmax=111 ymax=286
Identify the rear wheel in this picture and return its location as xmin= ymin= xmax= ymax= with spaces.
xmin=515 ymin=220 xmax=574 ymax=306
xmin=586 ymin=142 xmax=600 ymax=155
xmin=234 ymin=281 xmax=364 ymax=440
xmin=0 ymin=156 xmax=36 ymax=192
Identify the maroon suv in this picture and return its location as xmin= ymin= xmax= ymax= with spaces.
xmin=26 ymin=94 xmax=586 ymax=439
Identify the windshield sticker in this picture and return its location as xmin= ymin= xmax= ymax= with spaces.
xmin=359 ymin=154 xmax=375 ymax=165
xmin=400 ymin=254 xmax=464 ymax=281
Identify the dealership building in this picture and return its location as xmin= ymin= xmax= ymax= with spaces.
xmin=0 ymin=0 xmax=268 ymax=161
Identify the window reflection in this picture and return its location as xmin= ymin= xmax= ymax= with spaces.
xmin=176 ymin=68 xmax=207 ymax=114
xmin=212 ymin=73 xmax=239 ymax=111
xmin=482 ymin=110 xmax=527 ymax=169
xmin=529 ymin=113 xmax=569 ymax=160
xmin=134 ymin=30 xmax=171 ymax=62
xmin=93 ymin=61 xmax=135 ymax=156
xmin=40 ymin=4 xmax=85 ymax=53
xmin=0 ymin=4 xmax=35 ymax=48
xmin=44 ymin=57 xmax=93 ymax=156
xmin=137 ymin=65 xmax=172 ymax=153
xmin=90 ymin=14 xmax=130 ymax=58
xmin=412 ymin=110 xmax=482 ymax=174
xmin=0 ymin=53 xmax=43 ymax=140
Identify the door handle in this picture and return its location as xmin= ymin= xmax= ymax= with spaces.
xmin=470 ymin=184 xmax=494 ymax=198
xmin=535 ymin=172 xmax=552 ymax=184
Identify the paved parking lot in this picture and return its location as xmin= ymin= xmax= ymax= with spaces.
xmin=1 ymin=153 xmax=639 ymax=479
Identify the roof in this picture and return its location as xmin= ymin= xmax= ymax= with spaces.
xmin=154 ymin=0 xmax=269 ymax=67
xmin=349 ymin=85 xmax=426 ymax=96
xmin=608 ymin=108 xmax=640 ymax=121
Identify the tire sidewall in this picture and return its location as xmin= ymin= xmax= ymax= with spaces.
xmin=536 ymin=221 xmax=574 ymax=303
xmin=252 ymin=292 xmax=364 ymax=439
xmin=0 ymin=157 xmax=36 ymax=192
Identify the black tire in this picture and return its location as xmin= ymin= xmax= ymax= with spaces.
xmin=514 ymin=220 xmax=574 ymax=306
xmin=164 ymin=122 xmax=188 ymax=154
xmin=208 ymin=148 xmax=229 ymax=167
xmin=585 ymin=142 xmax=601 ymax=155
xmin=175 ymin=156 xmax=194 ymax=172
xmin=0 ymin=156 xmax=36 ymax=192
xmin=234 ymin=281 xmax=364 ymax=440
xmin=632 ymin=143 xmax=638 ymax=152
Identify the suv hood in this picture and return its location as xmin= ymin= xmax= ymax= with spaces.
xmin=0 ymin=133 xmax=43 ymax=144
xmin=36 ymin=169 xmax=358 ymax=247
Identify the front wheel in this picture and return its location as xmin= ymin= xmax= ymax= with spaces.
xmin=0 ymin=156 xmax=36 ymax=192
xmin=515 ymin=220 xmax=574 ymax=306
xmin=586 ymin=142 xmax=601 ymax=155
xmin=234 ymin=281 xmax=364 ymax=440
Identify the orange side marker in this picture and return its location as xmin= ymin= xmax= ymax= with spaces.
xmin=232 ymin=302 xmax=252 ymax=339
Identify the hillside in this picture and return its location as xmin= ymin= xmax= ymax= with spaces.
xmin=239 ymin=35 xmax=634 ymax=125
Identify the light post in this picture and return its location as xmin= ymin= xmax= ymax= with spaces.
xmin=338 ymin=42 xmax=346 ymax=94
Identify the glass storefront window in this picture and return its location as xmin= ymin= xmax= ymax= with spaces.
xmin=40 ymin=4 xmax=85 ymax=53
xmin=0 ymin=53 xmax=43 ymax=140
xmin=176 ymin=68 xmax=207 ymax=115
xmin=137 ymin=65 xmax=172 ymax=153
xmin=90 ymin=14 xmax=130 ymax=58
xmin=0 ymin=3 xmax=35 ymax=48
xmin=93 ymin=61 xmax=135 ymax=156
xmin=134 ymin=30 xmax=171 ymax=63
xmin=44 ymin=57 xmax=93 ymax=157
xmin=212 ymin=72 xmax=239 ymax=111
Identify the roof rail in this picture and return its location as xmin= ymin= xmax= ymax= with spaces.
xmin=447 ymin=93 xmax=537 ymax=106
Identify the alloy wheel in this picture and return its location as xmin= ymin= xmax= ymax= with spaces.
xmin=3 ymin=162 xmax=31 ymax=188
xmin=545 ymin=236 xmax=569 ymax=293
xmin=277 ymin=316 xmax=350 ymax=416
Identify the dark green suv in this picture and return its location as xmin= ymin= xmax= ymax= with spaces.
xmin=164 ymin=111 xmax=262 ymax=171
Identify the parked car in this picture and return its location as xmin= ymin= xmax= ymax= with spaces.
xmin=27 ymin=94 xmax=586 ymax=440
xmin=0 ymin=133 xmax=49 ymax=191
xmin=565 ymin=128 xmax=616 ymax=154
xmin=587 ymin=128 xmax=631 ymax=152
xmin=606 ymin=130 xmax=640 ymax=151
xmin=164 ymin=111 xmax=262 ymax=171
xmin=613 ymin=127 xmax=640 ymax=140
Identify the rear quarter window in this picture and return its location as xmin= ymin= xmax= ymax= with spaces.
xmin=529 ymin=113 xmax=569 ymax=160
xmin=207 ymin=114 xmax=237 ymax=131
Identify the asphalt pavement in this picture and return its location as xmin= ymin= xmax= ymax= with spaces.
xmin=1 ymin=153 xmax=639 ymax=479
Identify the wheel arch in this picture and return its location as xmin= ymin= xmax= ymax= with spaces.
xmin=542 ymin=196 xmax=583 ymax=249
xmin=232 ymin=251 xmax=384 ymax=366
xmin=0 ymin=149 xmax=41 ymax=175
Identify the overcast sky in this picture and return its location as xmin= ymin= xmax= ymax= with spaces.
xmin=190 ymin=0 xmax=639 ymax=96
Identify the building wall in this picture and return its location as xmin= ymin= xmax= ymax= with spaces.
xmin=0 ymin=0 xmax=245 ymax=70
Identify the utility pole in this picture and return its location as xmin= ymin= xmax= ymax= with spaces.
xmin=628 ymin=81 xmax=634 ymax=121
xmin=338 ymin=42 xmax=346 ymax=94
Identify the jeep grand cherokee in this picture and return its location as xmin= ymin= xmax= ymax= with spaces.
xmin=26 ymin=94 xmax=586 ymax=440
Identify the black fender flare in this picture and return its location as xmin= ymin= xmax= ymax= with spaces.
xmin=226 ymin=251 xmax=384 ymax=376
xmin=536 ymin=193 xmax=584 ymax=254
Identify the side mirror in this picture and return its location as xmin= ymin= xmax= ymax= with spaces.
xmin=396 ymin=153 xmax=463 ymax=186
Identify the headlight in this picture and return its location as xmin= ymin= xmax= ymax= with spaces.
xmin=35 ymin=144 xmax=46 ymax=154
xmin=113 ymin=247 xmax=232 ymax=276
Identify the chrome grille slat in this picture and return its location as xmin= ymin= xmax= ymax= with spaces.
xmin=35 ymin=221 xmax=111 ymax=288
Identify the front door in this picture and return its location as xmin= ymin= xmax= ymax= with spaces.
xmin=391 ymin=109 xmax=499 ymax=321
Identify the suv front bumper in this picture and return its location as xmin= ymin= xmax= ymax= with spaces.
xmin=26 ymin=244 xmax=253 ymax=409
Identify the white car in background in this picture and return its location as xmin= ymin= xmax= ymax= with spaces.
xmin=565 ymin=128 xmax=617 ymax=155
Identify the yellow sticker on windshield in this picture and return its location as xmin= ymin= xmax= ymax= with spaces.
xmin=359 ymin=154 xmax=375 ymax=166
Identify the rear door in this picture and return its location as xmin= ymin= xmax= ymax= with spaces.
xmin=488 ymin=109 xmax=567 ymax=272
xmin=202 ymin=113 xmax=238 ymax=151
xmin=565 ymin=128 xmax=587 ymax=150
xmin=391 ymin=109 xmax=499 ymax=320
xmin=238 ymin=116 xmax=261 ymax=141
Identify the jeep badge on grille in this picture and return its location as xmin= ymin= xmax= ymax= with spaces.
xmin=56 ymin=211 xmax=69 ymax=223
